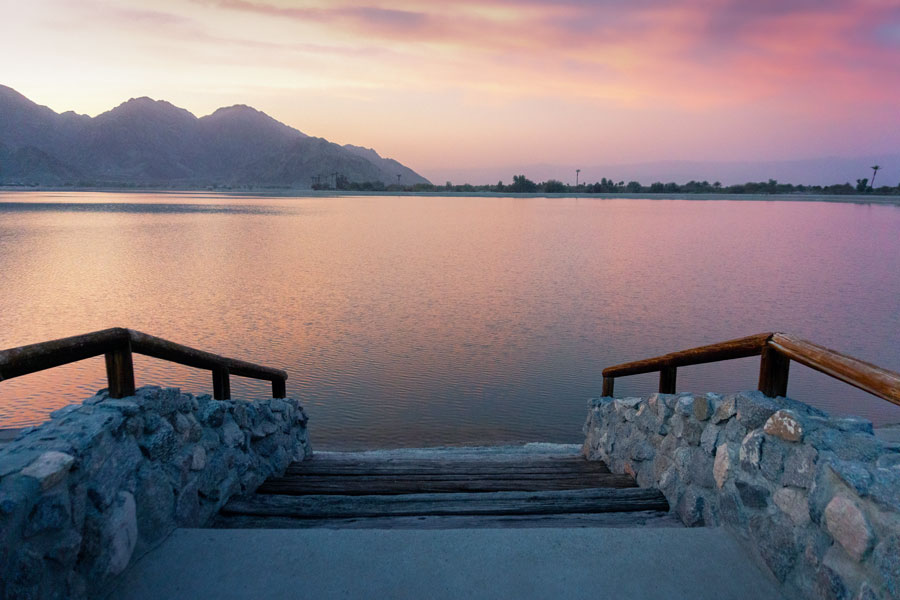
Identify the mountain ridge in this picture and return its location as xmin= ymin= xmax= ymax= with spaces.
xmin=0 ymin=85 xmax=429 ymax=187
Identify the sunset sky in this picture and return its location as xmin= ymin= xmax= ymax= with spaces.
xmin=4 ymin=0 xmax=900 ymax=183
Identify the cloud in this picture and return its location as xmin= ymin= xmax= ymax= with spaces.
xmin=73 ymin=0 xmax=198 ymax=29
xmin=8 ymin=0 xmax=899 ymax=169
xmin=36 ymin=0 xmax=900 ymax=110
xmin=203 ymin=0 xmax=433 ymax=35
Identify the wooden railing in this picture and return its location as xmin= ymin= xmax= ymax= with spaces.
xmin=0 ymin=328 xmax=287 ymax=400
xmin=602 ymin=332 xmax=900 ymax=407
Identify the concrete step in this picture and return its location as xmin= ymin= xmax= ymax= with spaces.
xmin=107 ymin=527 xmax=786 ymax=600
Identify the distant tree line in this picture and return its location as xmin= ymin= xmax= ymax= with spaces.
xmin=315 ymin=174 xmax=899 ymax=196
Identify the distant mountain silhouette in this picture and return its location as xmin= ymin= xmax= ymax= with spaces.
xmin=0 ymin=85 xmax=429 ymax=187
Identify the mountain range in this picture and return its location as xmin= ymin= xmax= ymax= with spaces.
xmin=0 ymin=85 xmax=429 ymax=188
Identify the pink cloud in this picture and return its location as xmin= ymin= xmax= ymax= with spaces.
xmin=11 ymin=0 xmax=898 ymax=169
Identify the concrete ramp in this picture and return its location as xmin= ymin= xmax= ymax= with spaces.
xmin=109 ymin=526 xmax=785 ymax=600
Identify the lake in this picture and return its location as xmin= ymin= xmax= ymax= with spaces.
xmin=1 ymin=191 xmax=898 ymax=448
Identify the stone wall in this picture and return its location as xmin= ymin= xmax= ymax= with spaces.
xmin=584 ymin=391 xmax=900 ymax=600
xmin=0 ymin=386 xmax=311 ymax=600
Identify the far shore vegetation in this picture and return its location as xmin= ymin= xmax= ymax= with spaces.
xmin=3 ymin=173 xmax=898 ymax=197
xmin=310 ymin=173 xmax=899 ymax=196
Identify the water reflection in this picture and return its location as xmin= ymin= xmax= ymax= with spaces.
xmin=0 ymin=202 xmax=292 ymax=215
xmin=0 ymin=192 xmax=898 ymax=448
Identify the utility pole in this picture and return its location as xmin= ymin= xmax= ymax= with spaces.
xmin=576 ymin=169 xmax=581 ymax=186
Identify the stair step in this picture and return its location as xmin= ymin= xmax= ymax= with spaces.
xmin=211 ymin=510 xmax=681 ymax=529
xmin=258 ymin=472 xmax=636 ymax=495
xmin=215 ymin=450 xmax=672 ymax=529
xmin=221 ymin=487 xmax=669 ymax=520
xmin=284 ymin=456 xmax=611 ymax=477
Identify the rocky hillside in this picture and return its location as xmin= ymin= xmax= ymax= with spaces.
xmin=0 ymin=85 xmax=429 ymax=187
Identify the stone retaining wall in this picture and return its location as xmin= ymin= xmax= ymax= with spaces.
xmin=0 ymin=386 xmax=311 ymax=600
xmin=584 ymin=391 xmax=900 ymax=600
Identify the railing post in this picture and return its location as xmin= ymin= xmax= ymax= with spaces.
xmin=213 ymin=366 xmax=231 ymax=400
xmin=105 ymin=339 xmax=136 ymax=399
xmin=758 ymin=346 xmax=790 ymax=398
xmin=659 ymin=367 xmax=677 ymax=394
xmin=272 ymin=377 xmax=286 ymax=398
xmin=602 ymin=376 xmax=614 ymax=397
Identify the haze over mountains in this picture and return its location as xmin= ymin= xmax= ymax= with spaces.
xmin=0 ymin=85 xmax=429 ymax=188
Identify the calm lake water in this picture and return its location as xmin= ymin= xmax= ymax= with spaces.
xmin=1 ymin=191 xmax=899 ymax=448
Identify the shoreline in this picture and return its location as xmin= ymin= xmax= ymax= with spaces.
xmin=1 ymin=186 xmax=900 ymax=206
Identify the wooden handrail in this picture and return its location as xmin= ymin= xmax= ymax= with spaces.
xmin=0 ymin=328 xmax=287 ymax=400
xmin=767 ymin=334 xmax=900 ymax=406
xmin=602 ymin=333 xmax=773 ymax=378
xmin=602 ymin=332 xmax=900 ymax=407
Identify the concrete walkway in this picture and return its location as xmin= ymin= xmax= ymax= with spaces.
xmin=109 ymin=527 xmax=784 ymax=600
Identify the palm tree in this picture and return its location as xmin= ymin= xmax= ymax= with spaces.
xmin=870 ymin=165 xmax=881 ymax=190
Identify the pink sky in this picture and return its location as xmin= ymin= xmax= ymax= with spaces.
xmin=4 ymin=0 xmax=899 ymax=182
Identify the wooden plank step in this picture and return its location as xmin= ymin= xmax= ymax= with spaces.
xmin=221 ymin=487 xmax=669 ymax=519
xmin=305 ymin=453 xmax=588 ymax=463
xmin=257 ymin=472 xmax=636 ymax=495
xmin=283 ymin=458 xmax=611 ymax=477
xmin=211 ymin=510 xmax=682 ymax=530
xmin=277 ymin=472 xmax=617 ymax=482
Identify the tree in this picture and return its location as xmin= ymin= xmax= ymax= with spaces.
xmin=626 ymin=181 xmax=642 ymax=193
xmin=856 ymin=178 xmax=869 ymax=193
xmin=509 ymin=175 xmax=538 ymax=193
xmin=543 ymin=179 xmax=566 ymax=193
xmin=870 ymin=165 xmax=881 ymax=190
